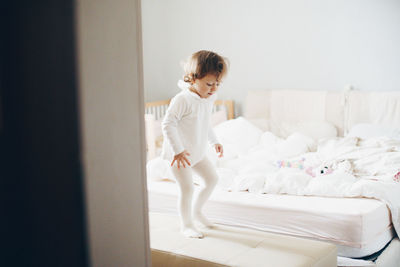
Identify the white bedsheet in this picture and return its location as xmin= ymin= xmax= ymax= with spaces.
xmin=148 ymin=180 xmax=394 ymax=258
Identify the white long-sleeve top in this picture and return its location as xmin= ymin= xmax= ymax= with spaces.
xmin=161 ymin=80 xmax=219 ymax=166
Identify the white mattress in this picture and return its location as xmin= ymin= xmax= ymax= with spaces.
xmin=147 ymin=180 xmax=395 ymax=258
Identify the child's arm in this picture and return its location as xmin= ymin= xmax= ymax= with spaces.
xmin=161 ymin=96 xmax=187 ymax=163
xmin=208 ymin=127 xmax=218 ymax=146
xmin=208 ymin=128 xmax=223 ymax=157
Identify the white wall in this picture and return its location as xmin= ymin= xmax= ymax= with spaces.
xmin=142 ymin=0 xmax=400 ymax=115
xmin=77 ymin=0 xmax=150 ymax=266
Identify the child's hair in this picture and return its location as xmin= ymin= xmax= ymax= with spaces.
xmin=182 ymin=50 xmax=229 ymax=83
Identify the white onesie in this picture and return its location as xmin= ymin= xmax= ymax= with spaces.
xmin=161 ymin=80 xmax=219 ymax=166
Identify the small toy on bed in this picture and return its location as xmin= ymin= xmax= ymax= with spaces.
xmin=277 ymin=158 xmax=306 ymax=170
xmin=303 ymin=165 xmax=332 ymax=177
xmin=277 ymin=158 xmax=354 ymax=178
xmin=394 ymin=171 xmax=400 ymax=182
xmin=277 ymin=158 xmax=317 ymax=177
xmin=315 ymin=166 xmax=334 ymax=176
xmin=307 ymin=159 xmax=354 ymax=177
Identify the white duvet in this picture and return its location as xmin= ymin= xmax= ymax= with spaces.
xmin=147 ymin=117 xmax=400 ymax=238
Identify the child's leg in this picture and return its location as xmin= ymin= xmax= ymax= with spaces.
xmin=170 ymin=165 xmax=203 ymax=238
xmin=191 ymin=157 xmax=218 ymax=228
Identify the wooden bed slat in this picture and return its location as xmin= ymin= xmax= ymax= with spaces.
xmin=145 ymin=99 xmax=235 ymax=120
xmin=145 ymin=99 xmax=171 ymax=108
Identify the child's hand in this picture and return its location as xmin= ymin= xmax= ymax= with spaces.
xmin=171 ymin=150 xmax=191 ymax=169
xmin=214 ymin=144 xmax=223 ymax=158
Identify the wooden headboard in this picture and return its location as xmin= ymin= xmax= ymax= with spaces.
xmin=145 ymin=99 xmax=235 ymax=120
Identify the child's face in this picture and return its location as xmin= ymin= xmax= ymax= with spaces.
xmin=191 ymin=74 xmax=220 ymax=98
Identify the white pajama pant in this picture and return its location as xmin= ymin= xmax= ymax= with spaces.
xmin=170 ymin=156 xmax=218 ymax=228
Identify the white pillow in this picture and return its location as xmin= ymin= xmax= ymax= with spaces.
xmin=153 ymin=117 xmax=163 ymax=140
xmin=271 ymin=121 xmax=337 ymax=141
xmin=213 ymin=116 xmax=263 ymax=157
xmin=348 ymin=123 xmax=400 ymax=139
xmin=146 ymin=157 xmax=174 ymax=181
xmin=247 ymin=118 xmax=270 ymax=132
xmin=259 ymin=131 xmax=316 ymax=157
xmin=259 ymin=131 xmax=282 ymax=151
xmin=277 ymin=133 xmax=313 ymax=158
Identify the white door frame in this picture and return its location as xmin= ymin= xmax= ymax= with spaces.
xmin=76 ymin=0 xmax=150 ymax=266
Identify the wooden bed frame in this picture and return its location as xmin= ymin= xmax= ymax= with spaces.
xmin=145 ymin=99 xmax=235 ymax=120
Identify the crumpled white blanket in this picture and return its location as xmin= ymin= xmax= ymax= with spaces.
xmin=218 ymin=134 xmax=400 ymax=238
xmin=147 ymin=132 xmax=400 ymax=238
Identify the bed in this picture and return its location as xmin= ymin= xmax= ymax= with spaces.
xmin=145 ymin=89 xmax=400 ymax=267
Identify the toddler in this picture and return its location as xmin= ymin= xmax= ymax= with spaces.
xmin=161 ymin=50 xmax=228 ymax=238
